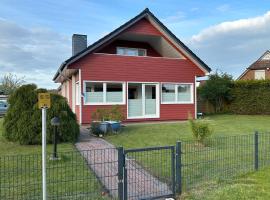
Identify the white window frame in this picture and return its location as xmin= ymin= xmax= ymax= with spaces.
xmin=75 ymin=81 xmax=80 ymax=105
xmin=83 ymin=81 xmax=126 ymax=105
xmin=116 ymin=47 xmax=147 ymax=57
xmin=161 ymin=82 xmax=194 ymax=104
xmin=254 ymin=70 xmax=265 ymax=80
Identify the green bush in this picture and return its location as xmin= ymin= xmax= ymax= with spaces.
xmin=198 ymin=72 xmax=233 ymax=113
xmin=189 ymin=119 xmax=213 ymax=144
xmin=91 ymin=105 xmax=124 ymax=122
xmin=229 ymin=80 xmax=270 ymax=114
xmin=3 ymin=84 xmax=79 ymax=145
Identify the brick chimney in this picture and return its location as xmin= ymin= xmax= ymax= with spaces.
xmin=72 ymin=34 xmax=87 ymax=56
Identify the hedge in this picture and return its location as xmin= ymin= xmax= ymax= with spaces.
xmin=229 ymin=80 xmax=270 ymax=114
xmin=3 ymin=84 xmax=79 ymax=145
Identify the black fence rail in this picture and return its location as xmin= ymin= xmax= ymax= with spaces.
xmin=0 ymin=132 xmax=270 ymax=199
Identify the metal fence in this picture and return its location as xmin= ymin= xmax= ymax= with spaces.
xmin=180 ymin=132 xmax=270 ymax=191
xmin=0 ymin=132 xmax=270 ymax=199
xmin=0 ymin=149 xmax=118 ymax=200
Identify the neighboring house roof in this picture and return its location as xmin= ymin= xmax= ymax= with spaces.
xmin=237 ymin=50 xmax=270 ymax=80
xmin=53 ymin=8 xmax=211 ymax=81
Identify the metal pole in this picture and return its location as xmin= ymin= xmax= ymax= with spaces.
xmin=42 ymin=108 xmax=47 ymax=200
xmin=254 ymin=131 xmax=259 ymax=170
xmin=53 ymin=126 xmax=57 ymax=159
xmin=118 ymin=147 xmax=124 ymax=200
xmin=171 ymin=147 xmax=176 ymax=197
xmin=176 ymin=141 xmax=182 ymax=195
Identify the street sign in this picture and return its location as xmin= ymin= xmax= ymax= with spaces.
xmin=38 ymin=92 xmax=50 ymax=200
xmin=38 ymin=93 xmax=51 ymax=109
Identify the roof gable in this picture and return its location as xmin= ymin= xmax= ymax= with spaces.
xmin=53 ymin=8 xmax=211 ymax=81
xmin=260 ymin=50 xmax=270 ymax=60
xmin=248 ymin=50 xmax=270 ymax=70
xmin=124 ymin=18 xmax=161 ymax=36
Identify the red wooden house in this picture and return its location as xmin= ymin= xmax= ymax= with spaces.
xmin=53 ymin=8 xmax=211 ymax=124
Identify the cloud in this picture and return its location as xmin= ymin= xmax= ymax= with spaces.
xmin=163 ymin=11 xmax=186 ymax=24
xmin=0 ymin=19 xmax=70 ymax=88
xmin=188 ymin=11 xmax=270 ymax=77
xmin=216 ymin=4 xmax=230 ymax=12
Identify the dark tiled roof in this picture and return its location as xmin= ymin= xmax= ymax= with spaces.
xmin=248 ymin=60 xmax=270 ymax=70
xmin=53 ymin=8 xmax=211 ymax=81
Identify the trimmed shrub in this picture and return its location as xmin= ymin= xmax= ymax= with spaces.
xmin=189 ymin=119 xmax=213 ymax=144
xmin=230 ymin=80 xmax=270 ymax=114
xmin=3 ymin=84 xmax=79 ymax=145
xmin=91 ymin=105 xmax=124 ymax=122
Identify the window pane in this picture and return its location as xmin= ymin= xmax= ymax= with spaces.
xmin=85 ymin=82 xmax=103 ymax=103
xmin=177 ymin=84 xmax=191 ymax=102
xmin=162 ymin=84 xmax=175 ymax=102
xmin=106 ymin=83 xmax=123 ymax=102
xmin=138 ymin=49 xmax=146 ymax=56
xmin=117 ymin=48 xmax=125 ymax=55
xmin=117 ymin=47 xmax=147 ymax=56
xmin=255 ymin=70 xmax=265 ymax=80
xmin=126 ymin=49 xmax=138 ymax=56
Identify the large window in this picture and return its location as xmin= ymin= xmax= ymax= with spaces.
xmin=161 ymin=83 xmax=193 ymax=104
xmin=84 ymin=82 xmax=125 ymax=105
xmin=162 ymin=84 xmax=175 ymax=102
xmin=117 ymin=47 xmax=146 ymax=56
xmin=255 ymin=70 xmax=265 ymax=80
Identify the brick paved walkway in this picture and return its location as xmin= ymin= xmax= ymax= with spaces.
xmin=75 ymin=127 xmax=172 ymax=199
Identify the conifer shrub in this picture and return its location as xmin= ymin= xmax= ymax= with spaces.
xmin=3 ymin=84 xmax=79 ymax=145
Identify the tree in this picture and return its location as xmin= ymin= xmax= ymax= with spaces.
xmin=0 ymin=73 xmax=25 ymax=95
xmin=199 ymin=72 xmax=233 ymax=113
xmin=3 ymin=84 xmax=79 ymax=145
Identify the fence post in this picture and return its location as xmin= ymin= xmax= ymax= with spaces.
xmin=123 ymin=151 xmax=128 ymax=200
xmin=118 ymin=147 xmax=124 ymax=200
xmin=175 ymin=141 xmax=182 ymax=195
xmin=171 ymin=146 xmax=176 ymax=196
xmin=254 ymin=131 xmax=259 ymax=170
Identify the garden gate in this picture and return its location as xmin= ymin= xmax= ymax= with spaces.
xmin=118 ymin=146 xmax=176 ymax=200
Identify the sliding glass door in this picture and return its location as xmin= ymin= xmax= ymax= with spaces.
xmin=128 ymin=83 xmax=159 ymax=119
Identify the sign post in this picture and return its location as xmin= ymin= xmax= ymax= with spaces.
xmin=38 ymin=93 xmax=51 ymax=200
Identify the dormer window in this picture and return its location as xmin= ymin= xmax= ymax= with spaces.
xmin=117 ymin=47 xmax=146 ymax=56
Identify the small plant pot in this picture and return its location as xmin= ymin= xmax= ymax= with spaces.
xmin=99 ymin=122 xmax=110 ymax=134
xmin=105 ymin=121 xmax=121 ymax=132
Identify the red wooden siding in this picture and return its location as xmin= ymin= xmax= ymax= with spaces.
xmin=70 ymin=54 xmax=202 ymax=124
xmin=82 ymin=102 xmax=194 ymax=123
xmin=96 ymin=40 xmax=161 ymax=57
xmin=124 ymin=18 xmax=161 ymax=36
xmin=71 ymin=54 xmax=204 ymax=82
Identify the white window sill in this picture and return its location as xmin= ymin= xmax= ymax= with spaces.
xmin=161 ymin=102 xmax=194 ymax=105
xmin=84 ymin=102 xmax=125 ymax=106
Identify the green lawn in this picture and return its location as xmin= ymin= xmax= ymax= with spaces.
xmin=105 ymin=114 xmax=270 ymax=197
xmin=182 ymin=167 xmax=270 ymax=200
xmin=1 ymin=115 xmax=270 ymax=199
xmin=0 ymin=118 xmax=108 ymax=200
xmin=106 ymin=114 xmax=270 ymax=148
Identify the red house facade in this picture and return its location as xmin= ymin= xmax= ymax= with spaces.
xmin=53 ymin=9 xmax=211 ymax=125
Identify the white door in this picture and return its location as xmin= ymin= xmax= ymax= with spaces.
xmin=128 ymin=83 xmax=159 ymax=119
